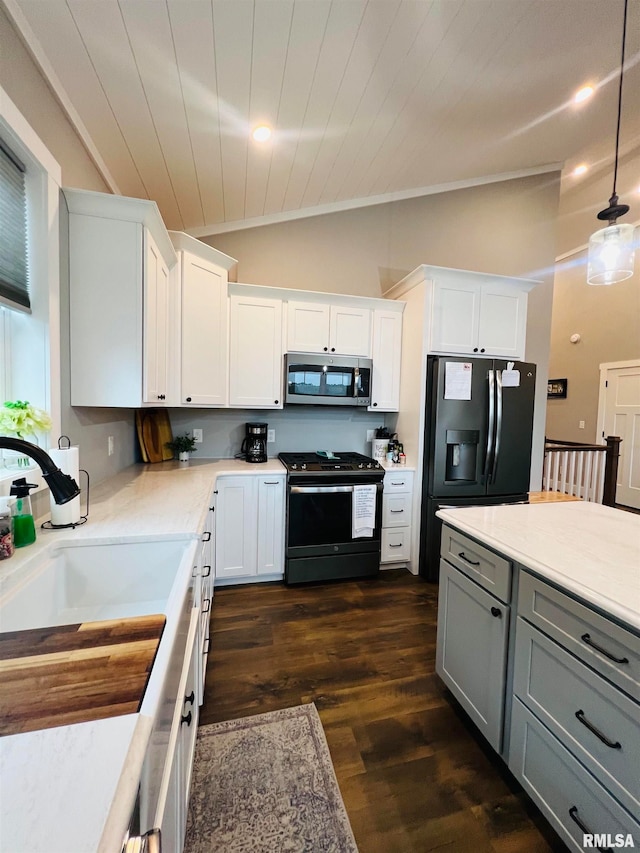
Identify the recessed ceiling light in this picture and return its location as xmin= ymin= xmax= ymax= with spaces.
xmin=573 ymin=164 xmax=588 ymax=177
xmin=574 ymin=85 xmax=595 ymax=104
xmin=252 ymin=125 xmax=272 ymax=142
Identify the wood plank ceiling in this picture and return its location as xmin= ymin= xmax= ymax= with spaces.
xmin=6 ymin=0 xmax=640 ymax=236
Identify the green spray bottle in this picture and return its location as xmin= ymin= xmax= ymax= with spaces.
xmin=10 ymin=478 xmax=37 ymax=548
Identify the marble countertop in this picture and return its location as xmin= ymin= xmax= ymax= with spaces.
xmin=0 ymin=457 xmax=286 ymax=853
xmin=437 ymin=501 xmax=640 ymax=632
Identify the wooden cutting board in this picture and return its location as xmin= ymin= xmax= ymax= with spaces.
xmin=136 ymin=408 xmax=174 ymax=463
xmin=0 ymin=614 xmax=165 ymax=736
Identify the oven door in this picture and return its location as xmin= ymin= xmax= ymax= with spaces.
xmin=287 ymin=482 xmax=382 ymax=557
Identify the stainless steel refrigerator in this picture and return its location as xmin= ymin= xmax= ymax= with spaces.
xmin=419 ymin=355 xmax=536 ymax=581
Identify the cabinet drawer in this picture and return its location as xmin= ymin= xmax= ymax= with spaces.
xmin=518 ymin=571 xmax=639 ymax=700
xmin=513 ymin=618 xmax=640 ymax=815
xmin=441 ymin=525 xmax=512 ymax=604
xmin=509 ymin=698 xmax=640 ymax=853
xmin=383 ymin=471 xmax=414 ymax=493
xmin=381 ymin=528 xmax=410 ymax=562
xmin=382 ymin=493 xmax=411 ymax=527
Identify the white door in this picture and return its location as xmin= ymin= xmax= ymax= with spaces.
xmin=329 ymin=305 xmax=371 ymax=356
xmin=369 ymin=309 xmax=402 ymax=411
xmin=215 ymin=476 xmax=258 ymax=578
xmin=431 ymin=280 xmax=480 ymax=354
xmin=143 ymin=229 xmax=169 ymax=404
xmin=477 ymin=284 xmax=527 ymax=359
xmin=286 ymin=301 xmax=330 ymax=353
xmin=181 ymin=253 xmax=227 ymax=406
xmin=257 ymin=476 xmax=285 ymax=575
xmin=598 ymin=361 xmax=640 ymax=509
xmin=229 ymin=294 xmax=284 ymax=408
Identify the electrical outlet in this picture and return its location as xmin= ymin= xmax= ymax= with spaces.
xmin=267 ymin=429 xmax=276 ymax=443
xmin=579 ymin=420 xmax=585 ymax=429
xmin=108 ymin=435 xmax=114 ymax=456
xmin=193 ymin=428 xmax=203 ymax=443
xmin=366 ymin=429 xmax=375 ymax=441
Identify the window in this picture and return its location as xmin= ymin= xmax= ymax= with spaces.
xmin=0 ymin=85 xmax=61 ymax=491
xmin=0 ymin=141 xmax=30 ymax=312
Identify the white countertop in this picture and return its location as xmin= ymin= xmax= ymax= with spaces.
xmin=437 ymin=501 xmax=640 ymax=632
xmin=0 ymin=457 xmax=285 ymax=853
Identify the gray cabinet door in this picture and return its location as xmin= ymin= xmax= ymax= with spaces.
xmin=436 ymin=559 xmax=510 ymax=751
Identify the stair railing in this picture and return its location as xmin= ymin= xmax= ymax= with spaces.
xmin=542 ymin=436 xmax=621 ymax=506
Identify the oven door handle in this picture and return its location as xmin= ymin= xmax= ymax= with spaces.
xmin=290 ymin=485 xmax=355 ymax=494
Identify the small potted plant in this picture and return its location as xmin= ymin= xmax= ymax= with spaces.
xmin=166 ymin=433 xmax=197 ymax=463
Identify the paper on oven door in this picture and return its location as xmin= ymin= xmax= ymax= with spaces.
xmin=352 ymin=484 xmax=377 ymax=538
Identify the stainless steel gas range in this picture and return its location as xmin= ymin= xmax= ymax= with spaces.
xmin=278 ymin=451 xmax=385 ymax=585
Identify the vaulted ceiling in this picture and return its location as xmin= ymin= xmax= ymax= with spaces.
xmin=5 ymin=0 xmax=640 ymax=239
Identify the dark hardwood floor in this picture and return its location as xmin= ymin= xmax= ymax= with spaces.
xmin=200 ymin=570 xmax=568 ymax=852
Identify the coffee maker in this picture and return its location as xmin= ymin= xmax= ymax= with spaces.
xmin=241 ymin=422 xmax=268 ymax=463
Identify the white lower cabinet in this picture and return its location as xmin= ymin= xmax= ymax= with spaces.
xmin=155 ymin=607 xmax=200 ymax=853
xmin=215 ymin=473 xmax=285 ymax=582
xmin=436 ymin=557 xmax=510 ymax=751
xmin=380 ymin=471 xmax=413 ymax=566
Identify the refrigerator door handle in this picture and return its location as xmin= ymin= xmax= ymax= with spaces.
xmin=484 ymin=369 xmax=496 ymax=481
xmin=492 ymin=370 xmax=503 ymax=483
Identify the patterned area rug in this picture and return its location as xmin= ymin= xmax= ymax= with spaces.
xmin=184 ymin=703 xmax=359 ymax=853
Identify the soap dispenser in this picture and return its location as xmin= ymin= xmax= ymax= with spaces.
xmin=10 ymin=478 xmax=38 ymax=548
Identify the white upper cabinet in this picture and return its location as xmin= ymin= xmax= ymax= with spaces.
xmin=143 ymin=229 xmax=170 ymax=405
xmin=430 ymin=271 xmax=534 ymax=360
xmin=369 ymin=308 xmax=403 ymax=412
xmin=229 ymin=288 xmax=284 ymax=408
xmin=169 ymin=232 xmax=237 ymax=407
xmin=287 ymin=300 xmax=371 ymax=356
xmin=65 ymin=188 xmax=177 ymax=408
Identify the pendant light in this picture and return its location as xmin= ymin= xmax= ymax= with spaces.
xmin=587 ymin=0 xmax=635 ymax=285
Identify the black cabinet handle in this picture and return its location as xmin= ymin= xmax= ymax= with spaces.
xmin=580 ymin=633 xmax=629 ymax=664
xmin=331 ymin=347 xmax=335 ymax=352
xmin=181 ymin=710 xmax=192 ymax=727
xmin=202 ymin=531 xmax=211 ymax=541
xmin=575 ymin=710 xmax=621 ymax=749
xmin=480 ymin=348 xmax=485 ymax=353
xmin=323 ymin=347 xmax=328 ymax=352
xmin=473 ymin=347 xmax=478 ymax=353
xmin=390 ymin=509 xmax=404 ymax=513
xmin=202 ymin=564 xmax=211 ymax=577
xmin=203 ymin=637 xmax=210 ymax=655
xmin=274 ymin=400 xmax=279 ymax=405
xmin=157 ymin=394 xmax=165 ymax=400
xmin=568 ymin=807 xmax=610 ymax=852
xmin=186 ymin=396 xmax=192 ymax=402
xmin=185 ymin=690 xmax=195 ymax=707
xmin=458 ymin=552 xmax=480 ymax=566
xmin=490 ymin=606 xmax=502 ymax=617
xmin=372 ymin=402 xmax=378 ymax=406
xmin=202 ymin=597 xmax=211 ymax=613
xmin=389 ymin=543 xmax=403 ymax=548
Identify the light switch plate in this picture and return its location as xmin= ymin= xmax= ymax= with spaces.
xmin=267 ymin=429 xmax=275 ymax=443
xmin=193 ymin=428 xmax=203 ymax=443
xmin=366 ymin=429 xmax=375 ymax=441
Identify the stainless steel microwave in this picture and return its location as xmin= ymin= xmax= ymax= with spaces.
xmin=284 ymin=353 xmax=372 ymax=407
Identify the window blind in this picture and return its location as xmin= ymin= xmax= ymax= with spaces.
xmin=0 ymin=141 xmax=29 ymax=311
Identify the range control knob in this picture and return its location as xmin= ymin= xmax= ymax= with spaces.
xmin=291 ymin=463 xmax=297 ymax=469
xmin=301 ymin=463 xmax=307 ymax=470
xmin=367 ymin=462 xmax=373 ymax=468
xmin=358 ymin=463 xmax=364 ymax=469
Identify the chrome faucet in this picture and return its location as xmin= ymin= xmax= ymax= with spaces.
xmin=0 ymin=437 xmax=80 ymax=504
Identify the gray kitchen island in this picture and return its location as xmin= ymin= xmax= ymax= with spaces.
xmin=435 ymin=501 xmax=640 ymax=852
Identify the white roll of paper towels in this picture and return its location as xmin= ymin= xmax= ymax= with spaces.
xmin=48 ymin=446 xmax=81 ymax=526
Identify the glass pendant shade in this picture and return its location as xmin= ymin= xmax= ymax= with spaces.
xmin=587 ymin=223 xmax=635 ymax=285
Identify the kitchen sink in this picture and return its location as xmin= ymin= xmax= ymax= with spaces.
xmin=0 ymin=538 xmax=195 ymax=633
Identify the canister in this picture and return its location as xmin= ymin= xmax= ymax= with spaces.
xmin=0 ymin=497 xmax=14 ymax=560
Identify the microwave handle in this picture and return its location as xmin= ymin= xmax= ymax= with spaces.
xmin=353 ymin=367 xmax=360 ymax=398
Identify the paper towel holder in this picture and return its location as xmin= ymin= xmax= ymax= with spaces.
xmin=41 ymin=435 xmax=90 ymax=530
